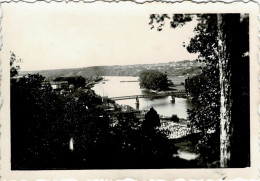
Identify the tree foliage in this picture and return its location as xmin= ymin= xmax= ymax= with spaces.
xmin=10 ymin=52 xmax=22 ymax=78
xmin=139 ymin=69 xmax=170 ymax=91
xmin=185 ymin=14 xmax=249 ymax=167
xmin=142 ymin=107 xmax=161 ymax=130
xmin=149 ymin=14 xmax=192 ymax=31
xmin=182 ymin=15 xmax=221 ymax=165
xmin=170 ymin=114 xmax=180 ymax=123
xmin=11 ymin=72 xmax=111 ymax=169
xmin=149 ymin=14 xmax=250 ymax=167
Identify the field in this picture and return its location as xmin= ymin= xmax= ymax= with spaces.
xmin=168 ymin=76 xmax=188 ymax=91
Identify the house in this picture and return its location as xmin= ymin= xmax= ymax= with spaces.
xmin=49 ymin=81 xmax=69 ymax=90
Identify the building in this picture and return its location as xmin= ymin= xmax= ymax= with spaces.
xmin=49 ymin=81 xmax=69 ymax=90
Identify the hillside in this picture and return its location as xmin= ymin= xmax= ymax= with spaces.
xmin=20 ymin=60 xmax=204 ymax=80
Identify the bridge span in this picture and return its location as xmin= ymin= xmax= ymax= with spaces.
xmin=109 ymin=91 xmax=187 ymax=101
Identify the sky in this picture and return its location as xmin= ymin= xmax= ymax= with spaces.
xmin=2 ymin=2 xmax=199 ymax=71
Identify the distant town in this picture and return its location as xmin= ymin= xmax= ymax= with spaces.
xmin=20 ymin=60 xmax=204 ymax=80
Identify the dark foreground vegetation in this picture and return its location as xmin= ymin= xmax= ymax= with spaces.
xmin=11 ymin=56 xmax=199 ymax=169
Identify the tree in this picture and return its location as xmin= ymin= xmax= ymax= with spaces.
xmin=139 ymin=69 xmax=170 ymax=91
xmin=149 ymin=14 xmax=249 ymax=167
xmin=217 ymin=14 xmax=249 ymax=167
xmin=142 ymin=107 xmax=161 ymax=130
xmin=10 ymin=54 xmax=109 ymax=169
xmin=10 ymin=52 xmax=21 ymax=78
xmin=170 ymin=114 xmax=179 ymax=122
xmin=11 ymin=73 xmax=64 ymax=168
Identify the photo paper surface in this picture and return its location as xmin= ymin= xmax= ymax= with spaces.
xmin=0 ymin=1 xmax=259 ymax=180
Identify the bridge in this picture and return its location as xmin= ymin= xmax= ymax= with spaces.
xmin=109 ymin=91 xmax=187 ymax=101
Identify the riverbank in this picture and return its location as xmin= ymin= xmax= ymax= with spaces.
xmin=93 ymin=76 xmax=194 ymax=118
xmin=93 ymin=79 xmax=201 ymax=164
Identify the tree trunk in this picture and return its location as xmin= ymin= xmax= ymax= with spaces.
xmin=217 ymin=14 xmax=241 ymax=168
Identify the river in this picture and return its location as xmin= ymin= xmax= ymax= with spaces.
xmin=93 ymin=76 xmax=194 ymax=119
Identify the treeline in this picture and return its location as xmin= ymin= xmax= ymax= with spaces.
xmin=20 ymin=61 xmax=202 ymax=80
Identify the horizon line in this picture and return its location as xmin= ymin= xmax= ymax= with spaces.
xmin=20 ymin=59 xmax=198 ymax=72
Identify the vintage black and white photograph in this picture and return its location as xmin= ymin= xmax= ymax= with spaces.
xmin=1 ymin=2 xmax=257 ymax=174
